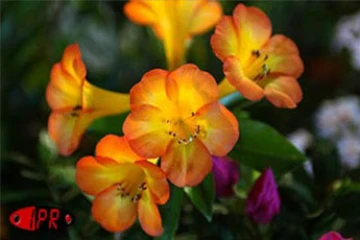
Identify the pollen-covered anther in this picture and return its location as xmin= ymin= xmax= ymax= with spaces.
xmin=70 ymin=105 xmax=82 ymax=118
xmin=131 ymin=194 xmax=141 ymax=203
xmin=252 ymin=50 xmax=261 ymax=58
xmin=138 ymin=182 xmax=147 ymax=191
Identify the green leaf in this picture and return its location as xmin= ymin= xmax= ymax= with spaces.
xmin=156 ymin=184 xmax=183 ymax=240
xmin=88 ymin=112 xmax=129 ymax=137
xmin=229 ymin=119 xmax=306 ymax=176
xmin=184 ymin=173 xmax=215 ymax=222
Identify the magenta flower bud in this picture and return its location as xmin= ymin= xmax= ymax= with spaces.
xmin=212 ymin=156 xmax=239 ymax=197
xmin=318 ymin=231 xmax=353 ymax=240
xmin=246 ymin=167 xmax=280 ymax=224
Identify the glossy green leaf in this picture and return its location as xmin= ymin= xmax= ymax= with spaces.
xmin=184 ymin=173 xmax=215 ymax=222
xmin=156 ymin=184 xmax=183 ymax=240
xmin=229 ymin=119 xmax=306 ymax=176
xmin=88 ymin=112 xmax=129 ymax=136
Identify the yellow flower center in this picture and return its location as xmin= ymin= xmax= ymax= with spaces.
xmin=244 ymin=50 xmax=270 ymax=83
xmin=115 ymin=164 xmax=146 ymax=203
xmin=165 ymin=112 xmax=202 ymax=144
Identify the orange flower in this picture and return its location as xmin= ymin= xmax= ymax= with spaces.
xmin=211 ymin=4 xmax=304 ymax=108
xmin=124 ymin=0 xmax=222 ymax=70
xmin=46 ymin=44 xmax=130 ymax=156
xmin=123 ymin=64 xmax=239 ymax=187
xmin=76 ymin=134 xmax=169 ymax=236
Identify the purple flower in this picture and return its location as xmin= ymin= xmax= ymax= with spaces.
xmin=319 ymin=231 xmax=353 ymax=240
xmin=212 ymin=156 xmax=239 ymax=197
xmin=246 ymin=167 xmax=280 ymax=224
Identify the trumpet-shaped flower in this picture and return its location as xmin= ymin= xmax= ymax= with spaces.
xmin=211 ymin=4 xmax=304 ymax=108
xmin=76 ymin=135 xmax=169 ymax=236
xmin=123 ymin=64 xmax=239 ymax=187
xmin=46 ymin=44 xmax=130 ymax=156
xmin=124 ymin=0 xmax=222 ymax=70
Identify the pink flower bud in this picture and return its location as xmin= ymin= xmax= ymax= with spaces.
xmin=246 ymin=167 xmax=280 ymax=224
xmin=319 ymin=231 xmax=353 ymax=240
xmin=212 ymin=156 xmax=239 ymax=197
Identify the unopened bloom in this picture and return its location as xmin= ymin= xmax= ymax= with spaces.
xmin=246 ymin=167 xmax=280 ymax=224
xmin=211 ymin=4 xmax=304 ymax=108
xmin=123 ymin=64 xmax=239 ymax=187
xmin=46 ymin=44 xmax=130 ymax=156
xmin=319 ymin=231 xmax=353 ymax=240
xmin=124 ymin=0 xmax=222 ymax=70
xmin=212 ymin=156 xmax=239 ymax=197
xmin=76 ymin=135 xmax=169 ymax=236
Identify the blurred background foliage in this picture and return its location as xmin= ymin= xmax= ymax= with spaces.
xmin=1 ymin=1 xmax=360 ymax=240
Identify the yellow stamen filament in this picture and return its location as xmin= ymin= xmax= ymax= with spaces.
xmin=245 ymin=50 xmax=270 ymax=82
xmin=165 ymin=112 xmax=202 ymax=144
xmin=115 ymin=165 xmax=146 ymax=203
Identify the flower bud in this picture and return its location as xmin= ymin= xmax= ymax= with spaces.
xmin=319 ymin=231 xmax=353 ymax=240
xmin=246 ymin=167 xmax=280 ymax=224
xmin=212 ymin=156 xmax=239 ymax=197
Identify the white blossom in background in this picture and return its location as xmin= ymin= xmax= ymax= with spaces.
xmin=315 ymin=96 xmax=360 ymax=140
xmin=303 ymin=160 xmax=314 ymax=177
xmin=333 ymin=10 xmax=360 ymax=70
xmin=287 ymin=129 xmax=314 ymax=176
xmin=336 ymin=135 xmax=360 ymax=169
xmin=315 ymin=95 xmax=360 ymax=169
xmin=288 ymin=129 xmax=313 ymax=153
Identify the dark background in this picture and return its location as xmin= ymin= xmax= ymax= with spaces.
xmin=1 ymin=1 xmax=360 ymax=239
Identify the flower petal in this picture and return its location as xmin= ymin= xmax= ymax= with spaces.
xmin=167 ymin=64 xmax=218 ymax=112
xmin=46 ymin=63 xmax=82 ymax=110
xmin=138 ymin=190 xmax=163 ymax=236
xmin=76 ymin=156 xmax=119 ymax=195
xmin=95 ymin=135 xmax=144 ymax=163
xmin=123 ymin=105 xmax=171 ymax=158
xmin=233 ymin=4 xmax=271 ymax=59
xmin=76 ymin=156 xmax=145 ymax=196
xmin=264 ymin=76 xmax=303 ymax=109
xmin=224 ymin=56 xmax=264 ymax=101
xmin=61 ymin=44 xmax=86 ymax=82
xmin=210 ymin=16 xmax=238 ymax=62
xmin=161 ymin=138 xmax=213 ymax=187
xmin=124 ymin=1 xmax=157 ymax=25
xmin=129 ymin=69 xmax=171 ymax=111
xmin=189 ymin=0 xmax=222 ymax=35
xmin=136 ymin=161 xmax=169 ymax=205
xmin=196 ymin=103 xmax=239 ymax=156
xmin=262 ymin=34 xmax=304 ymax=78
xmin=92 ymin=185 xmax=137 ymax=232
xmin=48 ymin=112 xmax=94 ymax=156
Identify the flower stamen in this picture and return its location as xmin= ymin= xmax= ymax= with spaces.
xmin=166 ymin=112 xmax=201 ymax=144
xmin=247 ymin=49 xmax=271 ymax=82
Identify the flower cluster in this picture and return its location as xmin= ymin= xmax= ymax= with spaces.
xmin=45 ymin=1 xmax=304 ymax=236
xmin=333 ymin=10 xmax=360 ymax=71
xmin=315 ymin=96 xmax=360 ymax=169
